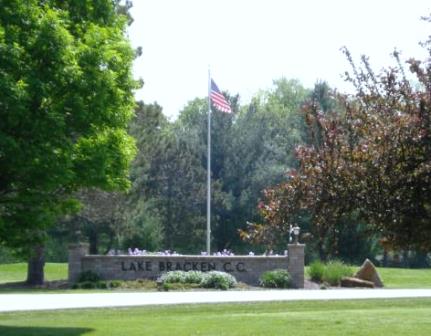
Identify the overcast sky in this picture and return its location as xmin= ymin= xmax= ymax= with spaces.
xmin=128 ymin=0 xmax=430 ymax=119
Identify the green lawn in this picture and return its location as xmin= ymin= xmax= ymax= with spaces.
xmin=0 ymin=263 xmax=67 ymax=284
xmin=0 ymin=263 xmax=430 ymax=289
xmin=0 ymin=298 xmax=431 ymax=335
xmin=378 ymin=267 xmax=431 ymax=288
xmin=304 ymin=265 xmax=431 ymax=288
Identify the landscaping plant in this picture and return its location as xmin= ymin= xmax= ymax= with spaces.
xmin=259 ymin=269 xmax=291 ymax=288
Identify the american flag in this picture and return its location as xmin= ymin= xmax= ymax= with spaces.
xmin=210 ymin=79 xmax=232 ymax=113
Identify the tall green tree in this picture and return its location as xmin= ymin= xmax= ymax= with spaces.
xmin=0 ymin=0 xmax=138 ymax=284
xmin=223 ymin=79 xmax=309 ymax=251
xmin=128 ymin=102 xmax=207 ymax=252
xmin=173 ymin=79 xmax=309 ymax=252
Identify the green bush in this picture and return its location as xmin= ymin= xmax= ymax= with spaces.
xmin=307 ymin=260 xmax=353 ymax=286
xmin=308 ymin=260 xmax=325 ymax=282
xmin=78 ymin=270 xmax=100 ymax=283
xmin=160 ymin=270 xmax=237 ymax=290
xmin=200 ymin=271 xmax=237 ymax=290
xmin=97 ymin=281 xmax=108 ymax=289
xmin=109 ymin=280 xmax=122 ymax=288
xmin=160 ymin=270 xmax=207 ymax=285
xmin=80 ymin=281 xmax=97 ymax=289
xmin=322 ymin=260 xmax=353 ymax=286
xmin=259 ymin=269 xmax=291 ymax=288
xmin=184 ymin=271 xmax=204 ymax=284
xmin=160 ymin=271 xmax=187 ymax=284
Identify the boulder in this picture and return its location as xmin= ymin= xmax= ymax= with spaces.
xmin=340 ymin=276 xmax=375 ymax=288
xmin=354 ymin=259 xmax=384 ymax=287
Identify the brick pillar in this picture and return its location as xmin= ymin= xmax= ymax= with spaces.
xmin=288 ymin=244 xmax=305 ymax=288
xmin=68 ymin=243 xmax=89 ymax=283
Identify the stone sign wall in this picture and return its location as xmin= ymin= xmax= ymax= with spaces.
xmin=68 ymin=244 xmax=305 ymax=287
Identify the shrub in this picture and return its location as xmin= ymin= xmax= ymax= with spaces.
xmin=308 ymin=260 xmax=325 ymax=282
xmin=160 ymin=270 xmax=207 ymax=285
xmin=78 ymin=270 xmax=100 ymax=283
xmin=109 ymin=280 xmax=122 ymax=288
xmin=80 ymin=281 xmax=97 ymax=289
xmin=322 ymin=260 xmax=353 ymax=286
xmin=184 ymin=271 xmax=204 ymax=284
xmin=96 ymin=281 xmax=108 ymax=289
xmin=259 ymin=269 xmax=291 ymax=288
xmin=159 ymin=270 xmax=237 ymax=290
xmin=160 ymin=271 xmax=187 ymax=284
xmin=200 ymin=271 xmax=237 ymax=290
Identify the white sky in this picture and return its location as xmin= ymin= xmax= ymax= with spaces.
xmin=128 ymin=0 xmax=430 ymax=120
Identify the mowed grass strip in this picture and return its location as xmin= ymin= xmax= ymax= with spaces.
xmin=0 ymin=263 xmax=67 ymax=284
xmin=304 ymin=265 xmax=431 ymax=288
xmin=0 ymin=299 xmax=431 ymax=336
xmin=377 ymin=267 xmax=431 ymax=288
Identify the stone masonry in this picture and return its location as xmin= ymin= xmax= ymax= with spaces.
xmin=287 ymin=244 xmax=305 ymax=288
xmin=68 ymin=243 xmax=90 ymax=283
xmin=69 ymin=245 xmax=305 ymax=287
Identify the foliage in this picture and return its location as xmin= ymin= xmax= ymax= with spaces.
xmin=0 ymin=0 xmax=138 ymax=270
xmin=165 ymin=79 xmax=309 ymax=253
xmin=60 ymin=188 xmax=128 ymax=255
xmin=77 ymin=270 xmax=101 ymax=283
xmin=160 ymin=270 xmax=237 ymax=290
xmin=241 ymin=22 xmax=431 ymax=257
xmin=160 ymin=271 xmax=190 ymax=284
xmin=0 ymin=246 xmax=21 ymax=264
xmin=127 ymin=102 xmax=206 ymax=252
xmin=121 ymin=198 xmax=164 ymax=253
xmin=200 ymin=271 xmax=237 ymax=290
xmin=307 ymin=260 xmax=353 ymax=285
xmin=307 ymin=260 xmax=325 ymax=282
xmin=259 ymin=269 xmax=291 ymax=288
xmin=76 ymin=281 xmax=98 ymax=289
xmin=322 ymin=260 xmax=353 ymax=286
xmin=71 ymin=277 xmax=132 ymax=290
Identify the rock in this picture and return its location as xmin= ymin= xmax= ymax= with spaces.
xmin=341 ymin=276 xmax=375 ymax=288
xmin=354 ymin=259 xmax=384 ymax=287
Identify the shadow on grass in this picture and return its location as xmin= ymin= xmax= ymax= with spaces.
xmin=0 ymin=325 xmax=93 ymax=336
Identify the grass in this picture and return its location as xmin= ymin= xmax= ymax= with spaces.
xmin=0 ymin=263 xmax=430 ymax=292
xmin=378 ymin=267 xmax=431 ymax=288
xmin=303 ymin=265 xmax=431 ymax=288
xmin=0 ymin=263 xmax=67 ymax=284
xmin=0 ymin=298 xmax=431 ymax=335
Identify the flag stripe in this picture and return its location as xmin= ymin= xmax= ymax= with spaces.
xmin=210 ymin=79 xmax=232 ymax=113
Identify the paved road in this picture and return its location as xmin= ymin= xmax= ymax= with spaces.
xmin=1 ymin=289 xmax=431 ymax=312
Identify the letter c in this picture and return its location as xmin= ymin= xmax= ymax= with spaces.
xmin=223 ymin=262 xmax=233 ymax=272
xmin=236 ymin=262 xmax=246 ymax=272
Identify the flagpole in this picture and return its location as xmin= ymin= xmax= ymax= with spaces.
xmin=206 ymin=67 xmax=211 ymax=255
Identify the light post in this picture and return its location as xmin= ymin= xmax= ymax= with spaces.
xmin=291 ymin=225 xmax=300 ymax=244
xmin=288 ymin=224 xmax=304 ymax=288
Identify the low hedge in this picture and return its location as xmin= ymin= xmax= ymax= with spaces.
xmin=159 ymin=270 xmax=237 ymax=290
xmin=307 ymin=260 xmax=353 ymax=286
xmin=259 ymin=269 xmax=291 ymax=288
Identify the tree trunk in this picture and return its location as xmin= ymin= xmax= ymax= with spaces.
xmin=318 ymin=240 xmax=327 ymax=262
xmin=88 ymin=228 xmax=98 ymax=255
xmin=26 ymin=245 xmax=45 ymax=286
xmin=382 ymin=249 xmax=388 ymax=267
